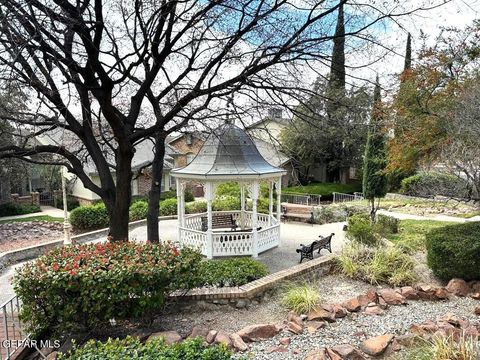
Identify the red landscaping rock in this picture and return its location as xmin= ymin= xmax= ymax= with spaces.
xmin=470 ymin=281 xmax=480 ymax=293
xmin=206 ymin=330 xmax=217 ymax=344
xmin=410 ymin=321 xmax=438 ymax=335
xmin=266 ymin=346 xmax=288 ymax=353
xmin=416 ymin=284 xmax=437 ymax=300
xmin=343 ymin=298 xmax=361 ymax=312
xmin=326 ymin=348 xmax=342 ymax=360
xmin=401 ymin=286 xmax=419 ymax=300
xmin=475 ymin=306 xmax=480 ymax=316
xmin=287 ymin=321 xmax=303 ymax=335
xmin=288 ymin=310 xmax=304 ymax=327
xmin=357 ymin=289 xmax=378 ymax=308
xmin=379 ymin=288 xmax=405 ymax=305
xmin=360 ymin=334 xmax=394 ymax=356
xmin=378 ymin=296 xmax=388 ymax=309
xmin=279 ymin=337 xmax=291 ymax=346
xmin=304 ymin=349 xmax=329 ymax=360
xmin=189 ymin=325 xmax=210 ymax=340
xmin=322 ymin=304 xmax=348 ymax=318
xmin=307 ymin=308 xmax=336 ymax=322
xmin=148 ymin=331 xmax=182 ymax=345
xmin=470 ymin=292 xmax=480 ymax=300
xmin=237 ymin=324 xmax=280 ymax=342
xmin=395 ymin=334 xmax=416 ymax=347
xmin=446 ymin=278 xmax=471 ymax=297
xmin=440 ymin=313 xmax=463 ymax=327
xmin=306 ymin=321 xmax=325 ymax=335
xmin=364 ymin=305 xmax=384 ymax=316
xmin=330 ymin=344 xmax=366 ymax=359
xmin=230 ymin=333 xmax=248 ymax=352
xmin=434 ymin=287 xmax=450 ymax=300
xmin=214 ymin=330 xmax=232 ymax=348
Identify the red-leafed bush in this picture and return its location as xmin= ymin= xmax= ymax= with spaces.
xmin=14 ymin=242 xmax=202 ymax=336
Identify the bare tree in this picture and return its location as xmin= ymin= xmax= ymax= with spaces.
xmin=0 ymin=0 xmax=446 ymax=241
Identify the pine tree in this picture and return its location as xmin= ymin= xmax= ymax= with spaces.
xmin=362 ymin=76 xmax=388 ymax=222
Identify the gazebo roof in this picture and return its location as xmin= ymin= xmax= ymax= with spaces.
xmin=171 ymin=122 xmax=286 ymax=179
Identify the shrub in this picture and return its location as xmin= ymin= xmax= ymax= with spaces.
xmin=216 ymin=182 xmax=240 ymax=197
xmin=198 ymin=258 xmax=268 ymax=287
xmin=160 ymin=190 xmax=177 ymax=200
xmin=0 ymin=202 xmax=41 ymax=217
xmin=129 ymin=200 xmax=148 ymax=221
xmin=376 ymin=214 xmax=399 ymax=235
xmin=426 ymin=222 xmax=480 ymax=281
xmin=185 ymin=201 xmax=207 ymax=214
xmin=160 ymin=198 xmax=178 ymax=216
xmin=184 ymin=189 xmax=195 ymax=202
xmin=69 ymin=203 xmax=109 ymax=231
xmin=346 ymin=213 xmax=379 ymax=246
xmin=400 ymin=171 xmax=470 ymax=199
xmin=56 ymin=196 xmax=80 ymax=211
xmin=338 ymin=242 xmax=417 ymax=286
xmin=58 ymin=336 xmax=234 ymax=360
xmin=213 ymin=195 xmax=240 ymax=211
xmin=281 ymin=284 xmax=320 ymax=314
xmin=314 ymin=206 xmax=345 ymax=224
xmin=14 ymin=242 xmax=202 ymax=336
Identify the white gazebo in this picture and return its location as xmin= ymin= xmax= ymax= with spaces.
xmin=171 ymin=121 xmax=286 ymax=259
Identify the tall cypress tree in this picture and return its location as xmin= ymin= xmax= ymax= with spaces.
xmin=363 ymin=76 xmax=388 ymax=222
xmin=404 ymin=33 xmax=412 ymax=71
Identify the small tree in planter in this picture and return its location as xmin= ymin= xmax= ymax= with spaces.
xmin=363 ymin=77 xmax=388 ymax=222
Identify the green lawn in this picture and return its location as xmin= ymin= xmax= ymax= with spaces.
xmin=385 ymin=219 xmax=455 ymax=253
xmin=0 ymin=215 xmax=63 ymax=224
xmin=283 ymin=181 xmax=362 ymax=196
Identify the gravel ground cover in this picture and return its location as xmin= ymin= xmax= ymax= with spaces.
xmin=0 ymin=221 xmax=64 ymax=253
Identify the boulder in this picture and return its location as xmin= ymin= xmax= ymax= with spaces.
xmin=446 ymin=278 xmax=470 ymax=297
xmin=230 ymin=333 xmax=248 ymax=352
xmin=475 ymin=306 xmax=480 ymax=316
xmin=330 ymin=344 xmax=366 ymax=359
xmin=400 ymin=286 xmax=419 ymax=300
xmin=148 ymin=331 xmax=182 ymax=345
xmin=379 ymin=288 xmax=405 ymax=305
xmin=189 ymin=326 xmax=210 ymax=340
xmin=237 ymin=324 xmax=280 ymax=342
xmin=343 ymin=298 xmax=361 ymax=312
xmin=304 ymin=349 xmax=329 ymax=360
xmin=307 ymin=308 xmax=336 ymax=322
xmin=360 ymin=334 xmax=394 ymax=356
xmin=287 ymin=321 xmax=303 ymax=335
xmin=214 ymin=330 xmax=232 ymax=348
xmin=287 ymin=311 xmax=304 ymax=327
xmin=206 ymin=330 xmax=218 ymax=344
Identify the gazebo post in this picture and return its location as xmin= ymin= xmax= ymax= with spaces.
xmin=251 ymin=181 xmax=259 ymax=258
xmin=205 ymin=181 xmax=214 ymax=259
xmin=276 ymin=176 xmax=282 ymax=223
xmin=268 ymin=180 xmax=273 ymax=226
xmin=240 ymin=182 xmax=245 ymax=230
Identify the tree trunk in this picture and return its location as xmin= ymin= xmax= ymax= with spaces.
xmin=147 ymin=131 xmax=166 ymax=243
xmin=109 ymin=148 xmax=134 ymax=241
xmin=369 ymin=198 xmax=376 ymax=223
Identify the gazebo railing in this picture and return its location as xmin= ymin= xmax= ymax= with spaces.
xmin=179 ymin=211 xmax=280 ymax=258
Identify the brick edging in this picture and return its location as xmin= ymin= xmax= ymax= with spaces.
xmin=169 ymin=254 xmax=336 ymax=301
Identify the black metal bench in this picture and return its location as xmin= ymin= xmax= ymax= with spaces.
xmin=201 ymin=214 xmax=238 ymax=232
xmin=296 ymin=233 xmax=334 ymax=263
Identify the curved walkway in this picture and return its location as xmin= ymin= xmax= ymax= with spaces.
xmin=378 ymin=209 xmax=480 ymax=223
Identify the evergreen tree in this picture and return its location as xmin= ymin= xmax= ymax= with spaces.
xmin=363 ymin=76 xmax=388 ymax=222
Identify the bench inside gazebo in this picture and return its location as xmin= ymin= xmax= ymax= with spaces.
xmin=171 ymin=120 xmax=285 ymax=259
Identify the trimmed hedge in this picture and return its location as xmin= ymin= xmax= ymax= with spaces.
xmin=55 ymin=196 xmax=80 ymax=211
xmin=70 ymin=203 xmax=109 ymax=231
xmin=199 ymin=258 xmax=268 ymax=287
xmin=426 ymin=222 xmax=480 ymax=281
xmin=58 ymin=337 xmax=234 ymax=360
xmin=0 ymin=202 xmax=41 ymax=217
xmin=400 ymin=171 xmax=470 ymax=198
xmin=14 ymin=242 xmax=202 ymax=336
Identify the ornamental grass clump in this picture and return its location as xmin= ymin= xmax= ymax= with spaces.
xmin=14 ymin=242 xmax=202 ymax=336
xmin=281 ymin=283 xmax=321 ymax=314
xmin=404 ymin=334 xmax=480 ymax=360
